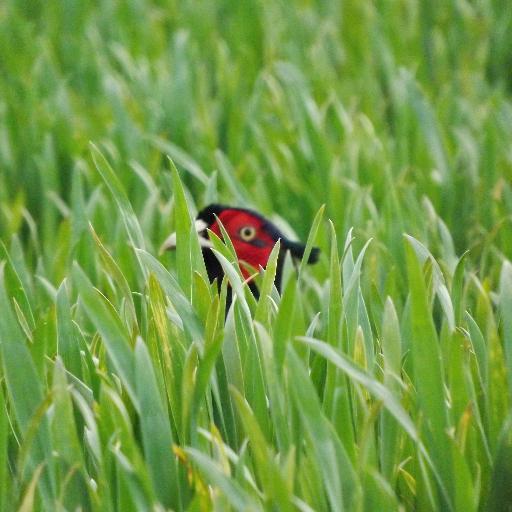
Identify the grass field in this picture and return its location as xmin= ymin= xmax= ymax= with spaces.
xmin=1 ymin=1 xmax=512 ymax=510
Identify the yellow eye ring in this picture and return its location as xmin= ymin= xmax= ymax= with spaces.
xmin=239 ymin=226 xmax=257 ymax=242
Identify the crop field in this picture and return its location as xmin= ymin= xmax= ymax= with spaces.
xmin=1 ymin=1 xmax=512 ymax=510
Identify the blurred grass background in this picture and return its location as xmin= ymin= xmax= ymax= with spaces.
xmin=2 ymin=0 xmax=512 ymax=265
xmin=1 ymin=0 xmax=512 ymax=510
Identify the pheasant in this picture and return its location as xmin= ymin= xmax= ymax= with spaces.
xmin=161 ymin=204 xmax=319 ymax=297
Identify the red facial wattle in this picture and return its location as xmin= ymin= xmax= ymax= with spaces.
xmin=209 ymin=210 xmax=276 ymax=279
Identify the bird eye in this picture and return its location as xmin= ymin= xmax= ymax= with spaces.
xmin=239 ymin=226 xmax=257 ymax=242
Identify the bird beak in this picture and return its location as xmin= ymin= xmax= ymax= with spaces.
xmin=159 ymin=219 xmax=213 ymax=254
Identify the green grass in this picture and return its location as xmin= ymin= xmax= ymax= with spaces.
xmin=1 ymin=0 xmax=512 ymax=510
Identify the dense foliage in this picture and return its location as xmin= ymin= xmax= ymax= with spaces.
xmin=1 ymin=1 xmax=512 ymax=510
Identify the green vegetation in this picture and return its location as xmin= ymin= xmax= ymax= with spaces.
xmin=1 ymin=0 xmax=512 ymax=510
